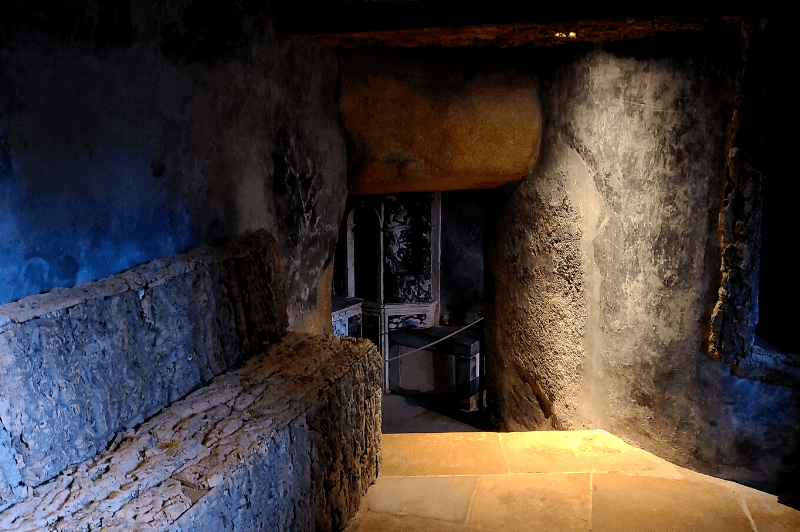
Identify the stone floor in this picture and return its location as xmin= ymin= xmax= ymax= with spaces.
xmin=381 ymin=393 xmax=481 ymax=434
xmin=349 ymin=396 xmax=800 ymax=531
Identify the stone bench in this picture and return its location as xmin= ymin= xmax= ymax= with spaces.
xmin=0 ymin=333 xmax=381 ymax=531
xmin=0 ymin=231 xmax=288 ymax=508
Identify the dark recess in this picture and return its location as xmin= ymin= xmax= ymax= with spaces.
xmin=754 ymin=18 xmax=797 ymax=354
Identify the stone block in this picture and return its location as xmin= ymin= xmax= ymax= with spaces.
xmin=0 ymin=333 xmax=382 ymax=532
xmin=340 ymin=52 xmax=542 ymax=194
xmin=0 ymin=230 xmax=288 ymax=497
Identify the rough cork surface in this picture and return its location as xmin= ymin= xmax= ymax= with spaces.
xmin=0 ymin=231 xmax=288 ymax=510
xmin=0 ymin=333 xmax=381 ymax=532
xmin=487 ymin=27 xmax=799 ymax=496
xmin=708 ymin=21 xmax=766 ymax=365
xmin=340 ymin=50 xmax=541 ymax=194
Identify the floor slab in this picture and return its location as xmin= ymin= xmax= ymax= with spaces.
xmin=468 ymin=473 xmax=591 ymax=532
xmin=381 ymin=432 xmax=508 ymax=477
xmin=382 ymin=394 xmax=480 ymax=434
xmin=358 ymin=475 xmax=478 ymax=523
xmin=592 ymin=474 xmax=753 ymax=532
xmin=346 ymin=512 xmax=483 ymax=532
xmin=499 ymin=430 xmax=677 ymax=475
xmin=743 ymin=490 xmax=800 ymax=532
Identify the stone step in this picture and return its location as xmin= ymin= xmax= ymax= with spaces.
xmin=0 ymin=333 xmax=381 ymax=531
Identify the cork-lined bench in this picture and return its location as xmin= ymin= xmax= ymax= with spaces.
xmin=0 ymin=232 xmax=381 ymax=531
xmin=0 ymin=333 xmax=381 ymax=531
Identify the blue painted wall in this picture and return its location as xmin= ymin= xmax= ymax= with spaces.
xmin=0 ymin=12 xmax=347 ymax=326
xmin=0 ymin=35 xmax=212 ymax=305
xmin=0 ymin=130 xmax=200 ymax=305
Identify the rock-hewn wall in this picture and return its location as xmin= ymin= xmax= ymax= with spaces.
xmin=485 ymin=135 xmax=586 ymax=431
xmin=487 ymin=27 xmax=799 ymax=496
xmin=0 ymin=231 xmax=287 ymax=509
xmin=0 ymin=333 xmax=382 ymax=531
xmin=0 ymin=1 xmax=346 ymax=329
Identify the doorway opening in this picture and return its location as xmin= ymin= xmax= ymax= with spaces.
xmin=332 ymin=191 xmax=495 ymax=431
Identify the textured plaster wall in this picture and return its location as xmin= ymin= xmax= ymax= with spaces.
xmin=487 ymin=29 xmax=798 ymax=494
xmin=0 ymin=2 xmax=346 ymax=328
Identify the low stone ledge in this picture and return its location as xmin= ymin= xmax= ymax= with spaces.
xmin=733 ymin=345 xmax=800 ymax=389
xmin=0 ymin=333 xmax=382 ymax=532
xmin=0 ymin=230 xmax=288 ymax=508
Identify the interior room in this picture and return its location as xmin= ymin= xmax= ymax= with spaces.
xmin=0 ymin=2 xmax=797 ymax=530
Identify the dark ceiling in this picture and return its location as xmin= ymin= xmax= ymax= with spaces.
xmin=271 ymin=2 xmax=745 ymax=48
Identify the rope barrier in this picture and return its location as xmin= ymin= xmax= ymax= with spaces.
xmin=384 ymin=317 xmax=484 ymax=362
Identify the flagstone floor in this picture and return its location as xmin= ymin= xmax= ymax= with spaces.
xmin=347 ymin=426 xmax=800 ymax=531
